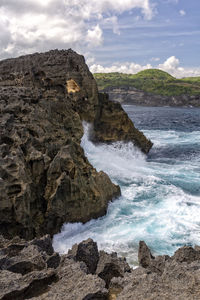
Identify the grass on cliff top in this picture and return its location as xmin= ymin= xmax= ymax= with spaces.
xmin=94 ymin=69 xmax=200 ymax=96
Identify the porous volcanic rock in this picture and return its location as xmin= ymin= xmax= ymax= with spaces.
xmin=1 ymin=236 xmax=200 ymax=300
xmin=111 ymin=242 xmax=200 ymax=300
xmin=0 ymin=49 xmax=151 ymax=239
xmin=93 ymin=93 xmax=152 ymax=153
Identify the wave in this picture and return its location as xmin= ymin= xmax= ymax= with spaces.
xmin=53 ymin=122 xmax=200 ymax=266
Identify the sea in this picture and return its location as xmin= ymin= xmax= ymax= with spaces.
xmin=53 ymin=105 xmax=200 ymax=266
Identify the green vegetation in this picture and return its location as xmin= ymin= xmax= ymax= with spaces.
xmin=94 ymin=69 xmax=200 ymax=96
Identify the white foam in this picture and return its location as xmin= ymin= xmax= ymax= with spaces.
xmin=53 ymin=122 xmax=200 ymax=266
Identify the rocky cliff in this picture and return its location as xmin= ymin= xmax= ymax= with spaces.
xmin=1 ymin=236 xmax=200 ymax=300
xmin=104 ymin=86 xmax=200 ymax=106
xmin=0 ymin=49 xmax=152 ymax=239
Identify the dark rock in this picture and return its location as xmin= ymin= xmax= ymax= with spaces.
xmin=46 ymin=252 xmax=61 ymax=269
xmin=0 ymin=49 xmax=151 ymax=239
xmin=0 ymin=245 xmax=46 ymax=275
xmin=68 ymin=238 xmax=99 ymax=274
xmin=30 ymin=235 xmax=54 ymax=256
xmin=93 ymin=93 xmax=153 ymax=154
xmin=96 ymin=251 xmax=131 ymax=287
xmin=34 ymin=257 xmax=108 ymax=300
xmin=2 ymin=236 xmax=200 ymax=300
xmin=138 ymin=241 xmax=155 ymax=268
xmin=0 ymin=269 xmax=57 ymax=300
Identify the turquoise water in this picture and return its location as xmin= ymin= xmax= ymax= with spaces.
xmin=53 ymin=106 xmax=200 ymax=266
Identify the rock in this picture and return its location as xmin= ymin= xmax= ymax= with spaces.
xmin=172 ymin=246 xmax=200 ymax=264
xmin=0 ymin=49 xmax=151 ymax=239
xmin=68 ymin=238 xmax=99 ymax=274
xmin=1 ymin=235 xmax=200 ymax=299
xmin=103 ymin=86 xmax=200 ymax=107
xmin=114 ymin=242 xmax=200 ymax=300
xmin=0 ymin=269 xmax=57 ymax=300
xmin=32 ymin=257 xmax=108 ymax=300
xmin=96 ymin=251 xmax=131 ymax=288
xmin=46 ymin=252 xmax=61 ymax=269
xmin=30 ymin=235 xmax=54 ymax=256
xmin=93 ymin=93 xmax=153 ymax=154
xmin=0 ymin=245 xmax=46 ymax=275
xmin=138 ymin=241 xmax=155 ymax=268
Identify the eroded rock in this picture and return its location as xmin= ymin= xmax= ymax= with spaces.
xmin=0 ymin=49 xmax=151 ymax=239
xmin=96 ymin=251 xmax=131 ymax=288
xmin=68 ymin=238 xmax=99 ymax=274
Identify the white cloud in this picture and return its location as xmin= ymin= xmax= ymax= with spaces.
xmin=89 ymin=56 xmax=200 ymax=78
xmin=158 ymin=56 xmax=200 ymax=78
xmin=158 ymin=56 xmax=179 ymax=70
xmin=90 ymin=62 xmax=152 ymax=74
xmin=86 ymin=25 xmax=103 ymax=46
xmin=0 ymin=0 xmax=154 ymax=59
xmin=179 ymin=9 xmax=186 ymax=16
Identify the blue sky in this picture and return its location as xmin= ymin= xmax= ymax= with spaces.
xmin=96 ymin=0 xmax=199 ymax=66
xmin=0 ymin=0 xmax=199 ymax=77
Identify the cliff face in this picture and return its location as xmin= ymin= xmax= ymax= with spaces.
xmin=104 ymin=86 xmax=200 ymax=107
xmin=0 ymin=49 xmax=152 ymax=239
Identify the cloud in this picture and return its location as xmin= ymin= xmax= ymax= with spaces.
xmin=89 ymin=56 xmax=200 ymax=78
xmin=0 ymin=0 xmax=154 ymax=59
xmin=179 ymin=9 xmax=186 ymax=16
xmin=86 ymin=25 xmax=103 ymax=47
xmin=158 ymin=56 xmax=200 ymax=78
xmin=90 ymin=62 xmax=152 ymax=74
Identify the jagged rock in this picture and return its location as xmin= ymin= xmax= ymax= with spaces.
xmin=30 ymin=235 xmax=54 ymax=256
xmin=138 ymin=241 xmax=155 ymax=268
xmin=32 ymin=257 xmax=108 ymax=300
xmin=46 ymin=252 xmax=61 ymax=269
xmin=0 ymin=236 xmax=27 ymax=257
xmin=0 ymin=269 xmax=57 ymax=300
xmin=93 ymin=93 xmax=153 ymax=154
xmin=113 ymin=242 xmax=200 ymax=300
xmin=68 ymin=238 xmax=99 ymax=274
xmin=96 ymin=251 xmax=131 ymax=288
xmin=172 ymin=246 xmax=200 ymax=263
xmin=1 ymin=236 xmax=200 ymax=299
xmin=0 ymin=49 xmax=151 ymax=239
xmin=0 ymin=245 xmax=46 ymax=275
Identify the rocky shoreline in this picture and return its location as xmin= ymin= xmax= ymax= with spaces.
xmin=1 ymin=235 xmax=200 ymax=299
xmin=103 ymin=86 xmax=200 ymax=107
xmin=0 ymin=49 xmax=152 ymax=240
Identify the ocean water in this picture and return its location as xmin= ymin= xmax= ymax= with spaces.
xmin=53 ymin=106 xmax=200 ymax=266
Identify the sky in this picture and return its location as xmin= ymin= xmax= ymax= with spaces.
xmin=0 ymin=0 xmax=199 ymax=78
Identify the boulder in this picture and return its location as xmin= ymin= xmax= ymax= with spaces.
xmin=68 ymin=238 xmax=99 ymax=274
xmin=96 ymin=251 xmax=131 ymax=287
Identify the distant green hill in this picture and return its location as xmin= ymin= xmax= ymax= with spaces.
xmin=94 ymin=69 xmax=200 ymax=96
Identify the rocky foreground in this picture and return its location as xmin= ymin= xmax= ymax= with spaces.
xmin=0 ymin=49 xmax=152 ymax=239
xmin=1 ymin=236 xmax=200 ymax=299
xmin=104 ymin=86 xmax=200 ymax=107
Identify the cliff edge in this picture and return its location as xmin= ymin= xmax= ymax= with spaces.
xmin=0 ymin=49 xmax=152 ymax=239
